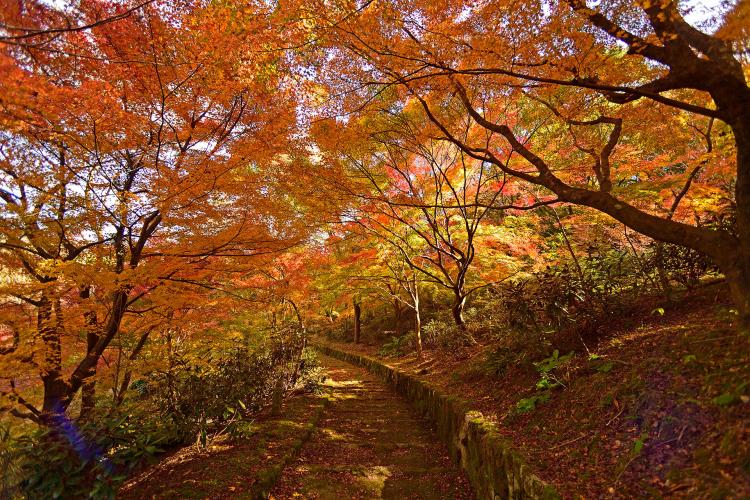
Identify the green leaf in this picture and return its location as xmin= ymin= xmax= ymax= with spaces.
xmin=632 ymin=436 xmax=647 ymax=455
xmin=713 ymin=393 xmax=738 ymax=406
xmin=536 ymin=377 xmax=551 ymax=390
xmin=515 ymin=397 xmax=538 ymax=413
xmin=515 ymin=393 xmax=550 ymax=413
xmin=595 ymin=361 xmax=614 ymax=373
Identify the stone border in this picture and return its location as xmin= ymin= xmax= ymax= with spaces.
xmin=313 ymin=342 xmax=560 ymax=500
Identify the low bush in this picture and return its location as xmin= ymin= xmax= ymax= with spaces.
xmin=511 ymin=349 xmax=576 ymax=416
xmin=4 ymin=408 xmax=179 ymax=499
xmin=146 ymin=330 xmax=316 ymax=445
xmin=483 ymin=333 xmax=550 ymax=377
xmin=295 ymin=347 xmax=325 ymax=392
xmin=422 ymin=319 xmax=476 ymax=350
xmin=494 ymin=250 xmax=647 ymax=348
xmin=147 ymin=344 xmax=282 ymax=443
xmin=3 ymin=330 xmax=322 ymax=499
xmin=322 ymin=321 xmax=350 ymax=343
xmin=648 ymin=242 xmax=719 ymax=290
xmin=378 ymin=332 xmax=416 ymax=357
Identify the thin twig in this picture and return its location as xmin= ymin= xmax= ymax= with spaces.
xmin=550 ymin=433 xmax=590 ymax=450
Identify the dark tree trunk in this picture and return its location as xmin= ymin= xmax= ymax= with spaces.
xmin=393 ymin=300 xmax=403 ymax=336
xmin=79 ymin=286 xmax=99 ymax=419
xmin=40 ymin=290 xmax=129 ymax=420
xmin=39 ymin=295 xmax=69 ymax=419
xmin=80 ymin=381 xmax=95 ymax=418
xmin=114 ymin=328 xmax=152 ymax=408
xmin=287 ymin=298 xmax=307 ymax=386
xmin=270 ymin=377 xmax=284 ymax=416
xmin=727 ymin=110 xmax=750 ymax=327
xmin=353 ymin=299 xmax=361 ymax=343
xmin=722 ymin=260 xmax=750 ymax=328
xmin=654 ymin=243 xmax=674 ymax=303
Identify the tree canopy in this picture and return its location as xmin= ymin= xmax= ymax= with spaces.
xmin=0 ymin=2 xmax=747 ymax=492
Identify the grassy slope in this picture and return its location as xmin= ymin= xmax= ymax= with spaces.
xmin=325 ymin=288 xmax=750 ymax=498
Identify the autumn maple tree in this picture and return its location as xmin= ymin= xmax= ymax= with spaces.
xmin=305 ymin=0 xmax=750 ymax=323
xmin=0 ymin=0 xmax=306 ymax=422
xmin=0 ymin=1 xmax=748 ymax=497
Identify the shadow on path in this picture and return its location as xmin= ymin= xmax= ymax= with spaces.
xmin=270 ymin=353 xmax=474 ymax=499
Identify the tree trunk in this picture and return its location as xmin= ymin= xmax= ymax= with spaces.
xmin=287 ymin=298 xmax=307 ymax=386
xmin=80 ymin=381 xmax=95 ymax=418
xmin=39 ymin=295 xmax=69 ymax=419
xmin=654 ymin=243 xmax=674 ymax=303
xmin=728 ymin=110 xmax=750 ymax=328
xmin=270 ymin=377 xmax=284 ymax=416
xmin=42 ymin=289 xmax=129 ymax=419
xmin=451 ymin=294 xmax=467 ymax=329
xmin=414 ymin=297 xmax=422 ymax=360
xmin=353 ymin=299 xmax=361 ymax=343
xmin=114 ymin=328 xmax=153 ymax=408
xmin=78 ymin=286 xmax=99 ymax=419
xmin=723 ymin=261 xmax=750 ymax=328
xmin=393 ymin=300 xmax=403 ymax=336
xmin=79 ymin=327 xmax=99 ymax=416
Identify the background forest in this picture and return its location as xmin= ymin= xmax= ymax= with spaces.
xmin=0 ymin=0 xmax=748 ymax=497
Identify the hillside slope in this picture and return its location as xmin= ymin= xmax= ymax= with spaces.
xmin=321 ymin=290 xmax=750 ymax=498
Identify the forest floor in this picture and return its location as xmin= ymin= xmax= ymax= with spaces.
xmin=120 ymin=386 xmax=329 ymax=499
xmin=322 ymin=287 xmax=750 ymax=498
xmin=120 ymin=354 xmax=473 ymax=499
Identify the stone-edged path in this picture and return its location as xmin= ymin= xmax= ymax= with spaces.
xmin=270 ymin=353 xmax=474 ymax=499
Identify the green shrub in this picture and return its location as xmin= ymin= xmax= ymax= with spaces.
xmin=515 ymin=393 xmax=550 ymax=414
xmin=483 ymin=346 xmax=525 ymax=377
xmin=146 ymin=334 xmax=311 ymax=444
xmin=534 ymin=349 xmax=575 ymax=374
xmin=461 ymin=303 xmax=512 ymax=340
xmin=9 ymin=409 xmax=178 ymax=499
xmin=0 ymin=424 xmax=23 ymax=498
xmin=322 ymin=320 xmax=350 ymax=343
xmin=494 ymin=250 xmax=651 ymax=346
xmin=146 ymin=346 xmax=273 ymax=443
xmin=511 ymin=349 xmax=575 ymax=415
xmin=6 ymin=328 xmax=316 ymax=498
xmin=378 ymin=333 xmax=415 ymax=357
xmin=422 ymin=319 xmax=475 ymax=350
xmin=482 ymin=330 xmax=551 ymax=378
xmin=295 ymin=347 xmax=325 ymax=392
xmin=649 ymin=241 xmax=719 ymax=290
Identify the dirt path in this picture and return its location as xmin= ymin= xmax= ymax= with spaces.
xmin=271 ymin=354 xmax=474 ymax=499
